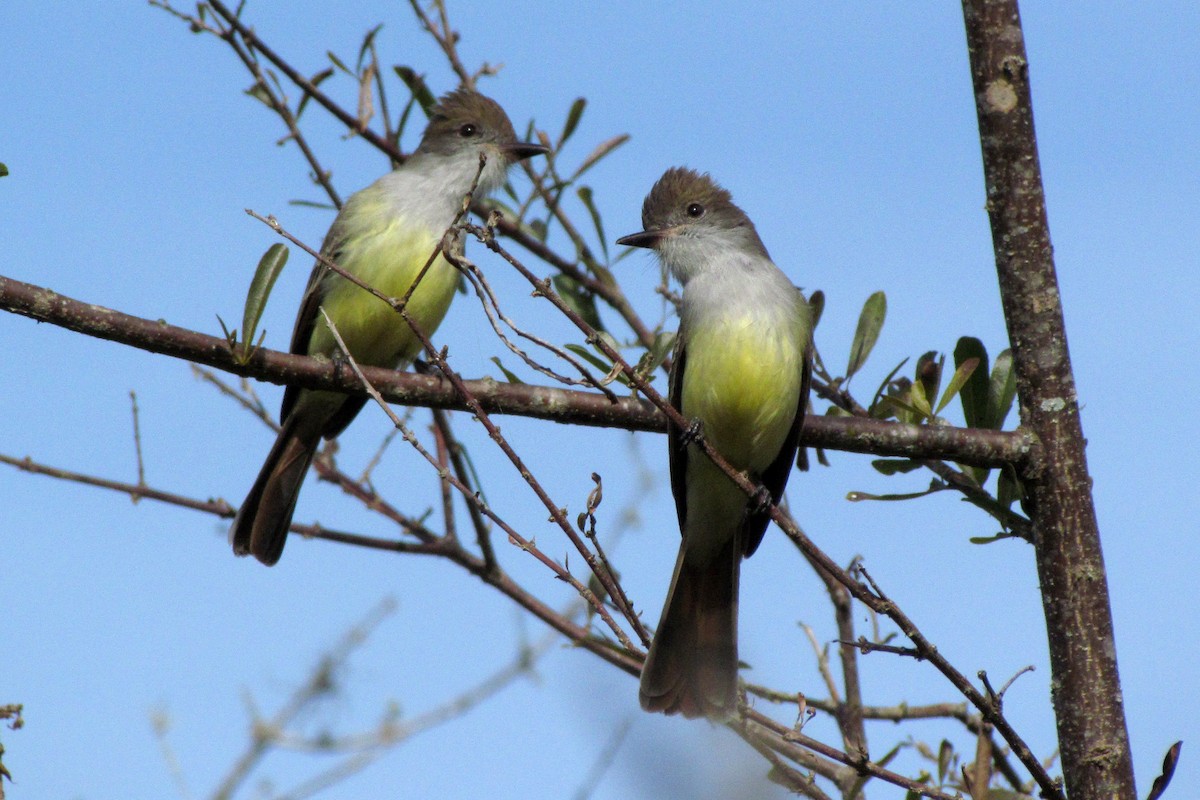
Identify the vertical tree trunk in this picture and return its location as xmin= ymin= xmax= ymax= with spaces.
xmin=960 ymin=2 xmax=1136 ymax=798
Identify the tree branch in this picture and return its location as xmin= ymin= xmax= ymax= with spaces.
xmin=0 ymin=273 xmax=1033 ymax=467
xmin=961 ymin=3 xmax=1135 ymax=798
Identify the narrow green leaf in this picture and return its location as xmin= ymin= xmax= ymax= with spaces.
xmin=915 ymin=351 xmax=941 ymax=413
xmin=297 ymin=67 xmax=334 ymax=119
xmin=571 ymin=134 xmax=630 ymax=181
xmin=215 ymin=314 xmax=236 ymax=347
xmin=288 ymin=198 xmax=338 ymax=211
xmin=875 ymin=740 xmax=906 ymax=769
xmin=575 ymin=186 xmax=609 ymax=262
xmin=393 ymin=66 xmax=437 ymax=114
xmin=868 ymin=357 xmax=910 ymax=417
xmin=954 ymin=337 xmax=990 ymax=427
xmin=871 ymin=458 xmax=922 ymax=476
xmin=326 ymin=50 xmax=351 ymax=75
xmin=552 ymin=273 xmax=605 ymax=332
xmin=937 ymin=739 xmax=954 ymax=784
xmin=969 ymin=532 xmax=1022 ymax=545
xmin=560 ymin=97 xmax=586 ymax=147
xmin=1145 ymin=740 xmax=1184 ymax=800
xmin=807 ymin=289 xmax=824 ymax=330
xmin=846 ymin=290 xmax=886 ymax=378
xmin=909 ymin=378 xmax=933 ymax=420
xmin=880 ymin=386 xmax=922 ymax=423
xmin=936 ymin=356 xmax=979 ymax=415
xmin=564 ymin=344 xmax=622 ymax=383
xmin=590 ymin=262 xmax=617 ymax=289
xmin=489 ymin=356 xmax=525 ymax=384
xmin=996 ymin=466 xmax=1021 ymax=511
xmin=242 ymin=244 xmax=289 ymax=349
xmin=846 ymin=483 xmax=944 ymax=503
xmin=244 ymin=81 xmax=273 ymax=108
xmin=988 ymin=348 xmax=1017 ymax=429
xmin=959 ymin=464 xmax=991 ymax=488
xmin=633 ymin=330 xmax=675 ymax=378
xmin=356 ymin=23 xmax=384 ymax=71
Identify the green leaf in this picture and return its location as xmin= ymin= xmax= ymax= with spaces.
xmin=356 ymin=23 xmax=384 ymax=71
xmin=649 ymin=330 xmax=676 ymax=366
xmin=570 ymin=134 xmax=630 ymax=181
xmin=560 ymin=97 xmax=586 ymax=147
xmin=909 ymin=377 xmax=933 ymax=420
xmin=297 ymin=67 xmax=334 ymax=119
xmin=846 ymin=290 xmax=886 ymax=378
xmin=288 ymin=198 xmax=337 ymax=211
xmin=527 ymin=218 xmax=548 ymax=243
xmin=937 ymin=739 xmax=954 ymax=784
xmin=0 ymin=162 xmax=8 ymax=177
xmin=936 ymin=355 xmax=979 ymax=415
xmin=1146 ymin=740 xmax=1184 ymax=800
xmin=633 ymin=330 xmax=675 ymax=379
xmin=915 ymin=351 xmax=941 ymax=413
xmin=244 ymin=81 xmax=274 ymax=108
xmin=489 ymin=356 xmax=525 ymax=384
xmin=552 ymin=273 xmax=604 ymax=332
xmin=846 ymin=482 xmax=945 ymax=503
xmin=954 ymin=337 xmax=990 ymax=427
xmin=959 ymin=464 xmax=991 ymax=488
xmin=969 ymin=532 xmax=1023 ymax=545
xmin=242 ymin=244 xmax=289 ymax=350
xmin=564 ymin=343 xmax=623 ymax=384
xmin=996 ymin=465 xmax=1021 ymax=511
xmin=393 ymin=66 xmax=437 ymax=115
xmin=871 ymin=459 xmax=922 ymax=476
xmin=326 ymin=50 xmax=352 ymax=76
xmin=988 ymin=348 xmax=1017 ymax=429
xmin=868 ymin=357 xmax=910 ymax=418
xmin=575 ymin=186 xmax=609 ymax=262
xmin=807 ymin=289 xmax=824 ymax=330
xmin=215 ymin=314 xmax=236 ymax=347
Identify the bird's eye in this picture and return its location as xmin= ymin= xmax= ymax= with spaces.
xmin=459 ymin=123 xmax=478 ymax=137
xmin=685 ymin=203 xmax=705 ymax=218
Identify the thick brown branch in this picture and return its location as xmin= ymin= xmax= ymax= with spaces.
xmin=961 ymin=3 xmax=1135 ymax=799
xmin=0 ymin=274 xmax=1032 ymax=466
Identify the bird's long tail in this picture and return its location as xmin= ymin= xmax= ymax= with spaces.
xmin=638 ymin=533 xmax=740 ymax=721
xmin=230 ymin=413 xmax=321 ymax=566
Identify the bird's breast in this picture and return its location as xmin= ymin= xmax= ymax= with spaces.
xmin=679 ymin=312 xmax=804 ymax=472
xmin=307 ymin=214 xmax=459 ymax=368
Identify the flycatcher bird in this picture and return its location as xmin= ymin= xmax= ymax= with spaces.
xmin=617 ymin=168 xmax=812 ymax=720
xmin=232 ymin=88 xmax=547 ymax=566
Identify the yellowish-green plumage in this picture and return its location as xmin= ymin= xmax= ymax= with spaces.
xmin=231 ymin=89 xmax=546 ymax=567
xmin=682 ymin=313 xmax=806 ymax=470
xmin=305 ymin=214 xmax=458 ymax=365
xmin=617 ymin=167 xmax=812 ymax=720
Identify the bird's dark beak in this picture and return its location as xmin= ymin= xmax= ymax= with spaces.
xmin=616 ymin=230 xmax=663 ymax=249
xmin=502 ymin=141 xmax=550 ymax=161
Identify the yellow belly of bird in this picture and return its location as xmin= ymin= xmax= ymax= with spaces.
xmin=307 ymin=219 xmax=459 ymax=369
xmin=681 ymin=317 xmax=802 ymax=472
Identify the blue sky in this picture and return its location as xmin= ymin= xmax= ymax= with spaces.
xmin=2 ymin=3 xmax=1198 ymax=798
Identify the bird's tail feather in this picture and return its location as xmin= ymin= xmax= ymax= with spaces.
xmin=639 ymin=533 xmax=740 ymax=721
xmin=230 ymin=414 xmax=321 ymax=566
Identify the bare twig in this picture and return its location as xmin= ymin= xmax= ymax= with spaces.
xmin=317 ymin=307 xmax=639 ymax=650
xmin=212 ymin=598 xmax=397 ymax=800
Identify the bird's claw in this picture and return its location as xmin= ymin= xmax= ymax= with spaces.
xmin=750 ymin=485 xmax=774 ymax=515
xmin=680 ymin=418 xmax=704 ymax=445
